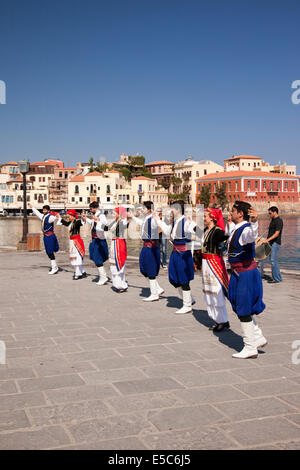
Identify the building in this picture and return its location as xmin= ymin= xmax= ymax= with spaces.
xmin=224 ymin=155 xmax=264 ymax=172
xmin=49 ymin=166 xmax=80 ymax=207
xmin=196 ymin=170 xmax=299 ymax=210
xmin=144 ymin=161 xmax=174 ymax=189
xmin=173 ymin=157 xmax=224 ymax=203
xmin=224 ymin=155 xmax=297 ymax=175
xmin=130 ymin=176 xmax=168 ymax=205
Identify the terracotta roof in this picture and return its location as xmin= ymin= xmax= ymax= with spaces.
xmin=224 ymin=155 xmax=263 ymax=161
xmin=70 ymin=176 xmax=85 ymax=182
xmin=85 ymin=171 xmax=102 ymax=177
xmin=7 ymin=177 xmax=27 ymax=183
xmin=145 ymin=161 xmax=174 ymax=166
xmin=132 ymin=176 xmax=155 ymax=181
xmin=196 ymin=171 xmax=299 ymax=180
xmin=31 ymin=160 xmax=63 ymax=167
xmin=3 ymin=161 xmax=18 ymax=165
xmin=105 ymin=170 xmax=121 ymax=174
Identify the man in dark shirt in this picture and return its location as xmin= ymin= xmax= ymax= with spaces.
xmin=260 ymin=206 xmax=283 ymax=283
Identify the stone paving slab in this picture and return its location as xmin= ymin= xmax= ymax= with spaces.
xmin=0 ymin=250 xmax=299 ymax=450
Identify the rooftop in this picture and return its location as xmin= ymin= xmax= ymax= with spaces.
xmin=196 ymin=170 xmax=299 ymax=180
xmin=224 ymin=155 xmax=263 ymax=162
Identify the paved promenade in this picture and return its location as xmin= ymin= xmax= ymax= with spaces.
xmin=0 ymin=249 xmax=299 ymax=450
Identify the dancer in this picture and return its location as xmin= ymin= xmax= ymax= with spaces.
xmin=57 ymin=210 xmax=86 ymax=280
xmin=28 ymin=202 xmax=59 ymax=274
xmin=154 ymin=200 xmax=196 ymax=314
xmin=107 ymin=206 xmax=128 ymax=292
xmin=81 ymin=202 xmax=109 ymax=285
xmin=201 ymin=208 xmax=229 ymax=331
xmin=228 ymin=201 xmax=267 ymax=359
xmin=128 ymin=202 xmax=163 ymax=301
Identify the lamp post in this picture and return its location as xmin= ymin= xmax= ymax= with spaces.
xmin=18 ymin=160 xmax=30 ymax=247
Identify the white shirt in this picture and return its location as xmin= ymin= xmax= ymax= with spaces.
xmin=228 ymin=221 xmax=258 ymax=246
xmin=132 ymin=214 xmax=159 ymax=240
xmin=85 ymin=210 xmax=107 ymax=239
xmin=32 ymin=207 xmax=57 ymax=228
xmin=156 ymin=215 xmax=197 ymax=250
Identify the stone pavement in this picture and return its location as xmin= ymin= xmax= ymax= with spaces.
xmin=0 ymin=249 xmax=299 ymax=450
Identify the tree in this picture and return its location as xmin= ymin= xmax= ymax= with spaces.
xmin=88 ymin=157 xmax=95 ymax=172
xmin=167 ymin=191 xmax=189 ymax=203
xmin=95 ymin=162 xmax=109 ymax=173
xmin=197 ymin=185 xmax=211 ymax=208
xmin=128 ymin=155 xmax=145 ymax=166
xmin=215 ymin=182 xmax=228 ymax=209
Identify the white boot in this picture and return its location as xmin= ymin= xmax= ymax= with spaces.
xmin=143 ymin=279 xmax=159 ymax=302
xmin=96 ymin=266 xmax=108 ymax=285
xmin=156 ymin=280 xmax=164 ymax=296
xmin=252 ymin=316 xmax=268 ymax=348
xmin=48 ymin=260 xmax=58 ymax=275
xmin=175 ymin=290 xmax=192 ymax=314
xmin=177 ymin=287 xmax=195 ymax=305
xmin=232 ymin=321 xmax=258 ymax=359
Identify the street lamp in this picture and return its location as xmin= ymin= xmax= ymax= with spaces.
xmin=18 ymin=159 xmax=30 ymax=246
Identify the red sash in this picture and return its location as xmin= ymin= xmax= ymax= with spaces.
xmin=143 ymin=240 xmax=159 ymax=248
xmin=173 ymin=244 xmax=187 ymax=252
xmin=113 ymin=239 xmax=127 ymax=271
xmin=70 ymin=235 xmax=85 ymax=258
xmin=202 ymin=253 xmax=229 ymax=293
xmin=230 ymin=260 xmax=257 ymax=273
xmin=44 ymin=231 xmax=54 ymax=237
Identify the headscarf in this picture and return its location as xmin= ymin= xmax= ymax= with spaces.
xmin=205 ymin=208 xmax=225 ymax=231
xmin=115 ymin=206 xmax=126 ymax=218
xmin=66 ymin=209 xmax=78 ymax=219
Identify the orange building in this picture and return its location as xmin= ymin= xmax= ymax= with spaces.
xmin=196 ymin=171 xmax=299 ymax=206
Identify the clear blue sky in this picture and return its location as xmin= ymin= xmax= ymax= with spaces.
xmin=0 ymin=0 xmax=300 ymax=168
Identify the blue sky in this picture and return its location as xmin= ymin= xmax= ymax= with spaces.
xmin=0 ymin=0 xmax=300 ymax=168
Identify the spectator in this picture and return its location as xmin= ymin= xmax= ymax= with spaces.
xmin=260 ymin=206 xmax=283 ymax=283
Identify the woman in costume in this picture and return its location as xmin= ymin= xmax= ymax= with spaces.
xmin=201 ymin=208 xmax=230 ymax=332
xmin=107 ymin=206 xmax=129 ymax=292
xmin=57 ymin=209 xmax=86 ymax=280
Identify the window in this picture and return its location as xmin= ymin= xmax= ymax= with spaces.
xmin=107 ymin=197 xmax=110 ymax=202
xmin=235 ymin=181 xmax=238 ymax=190
xmin=106 ymin=185 xmax=110 ymax=194
xmin=59 ymin=172 xmax=63 ymax=178
xmin=255 ymin=181 xmax=258 ymax=190
xmin=228 ymin=182 xmax=231 ymax=191
xmin=75 ymin=185 xmax=79 ymax=194
xmin=263 ymin=181 xmax=266 ymax=190
xmin=79 ymin=197 xmax=82 ymax=202
xmin=248 ymin=181 xmax=251 ymax=190
xmin=204 ymin=169 xmax=207 ymax=175
xmin=196 ymin=171 xmax=199 ymax=177
xmin=72 ymin=197 xmax=75 ymax=202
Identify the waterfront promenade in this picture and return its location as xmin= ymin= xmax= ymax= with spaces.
xmin=0 ymin=249 xmax=300 ymax=450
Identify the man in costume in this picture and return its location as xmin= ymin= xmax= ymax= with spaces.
xmin=81 ymin=202 xmax=109 ymax=285
xmin=154 ymin=200 xmax=196 ymax=314
xmin=201 ymin=208 xmax=229 ymax=331
xmin=28 ymin=203 xmax=60 ymax=275
xmin=106 ymin=206 xmax=128 ymax=292
xmin=57 ymin=209 xmax=86 ymax=280
xmin=128 ymin=201 xmax=164 ymax=302
xmin=228 ymin=201 xmax=267 ymax=359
